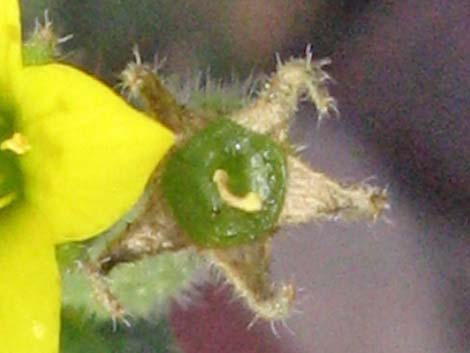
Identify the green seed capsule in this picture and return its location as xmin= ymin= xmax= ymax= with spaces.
xmin=162 ymin=118 xmax=287 ymax=247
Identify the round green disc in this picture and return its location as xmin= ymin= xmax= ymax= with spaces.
xmin=162 ymin=118 xmax=287 ymax=247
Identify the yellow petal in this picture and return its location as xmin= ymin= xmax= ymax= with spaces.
xmin=0 ymin=0 xmax=22 ymax=106
xmin=0 ymin=205 xmax=60 ymax=353
xmin=18 ymin=64 xmax=174 ymax=242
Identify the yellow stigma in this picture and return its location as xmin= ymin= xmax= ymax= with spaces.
xmin=213 ymin=169 xmax=262 ymax=213
xmin=0 ymin=192 xmax=16 ymax=209
xmin=1 ymin=133 xmax=31 ymax=155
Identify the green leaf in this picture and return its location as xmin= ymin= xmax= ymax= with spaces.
xmin=60 ymin=308 xmax=123 ymax=353
xmin=60 ymin=307 xmax=178 ymax=353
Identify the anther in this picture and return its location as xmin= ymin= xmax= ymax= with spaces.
xmin=0 ymin=192 xmax=16 ymax=209
xmin=0 ymin=133 xmax=31 ymax=155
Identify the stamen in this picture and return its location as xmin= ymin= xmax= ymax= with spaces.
xmin=0 ymin=192 xmax=16 ymax=209
xmin=213 ymin=169 xmax=262 ymax=212
xmin=1 ymin=133 xmax=31 ymax=155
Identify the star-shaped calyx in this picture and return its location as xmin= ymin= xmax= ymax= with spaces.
xmin=87 ymin=45 xmax=388 ymax=325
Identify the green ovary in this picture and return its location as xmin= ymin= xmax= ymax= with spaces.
xmin=162 ymin=118 xmax=287 ymax=247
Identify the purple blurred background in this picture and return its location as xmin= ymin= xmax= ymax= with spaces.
xmin=168 ymin=1 xmax=469 ymax=353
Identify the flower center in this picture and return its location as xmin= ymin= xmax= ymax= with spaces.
xmin=0 ymin=129 xmax=27 ymax=210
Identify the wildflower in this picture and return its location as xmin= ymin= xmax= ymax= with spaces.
xmin=0 ymin=1 xmax=174 ymax=352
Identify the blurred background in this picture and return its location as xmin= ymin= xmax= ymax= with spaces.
xmin=21 ymin=1 xmax=469 ymax=352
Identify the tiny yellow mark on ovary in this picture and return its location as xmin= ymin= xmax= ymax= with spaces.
xmin=213 ymin=169 xmax=262 ymax=213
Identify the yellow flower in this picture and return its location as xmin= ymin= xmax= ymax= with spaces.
xmin=0 ymin=1 xmax=174 ymax=352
